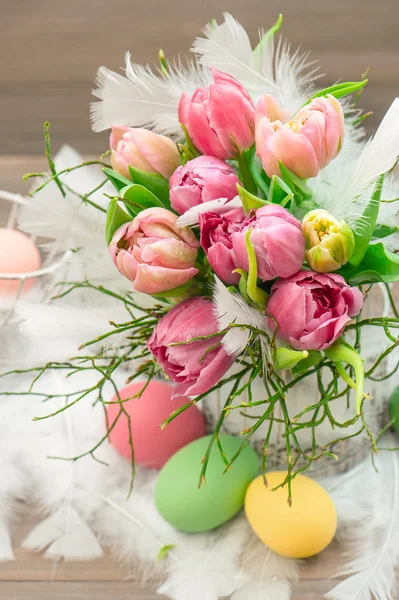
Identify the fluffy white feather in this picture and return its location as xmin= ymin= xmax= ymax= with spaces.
xmin=91 ymin=53 xmax=210 ymax=135
xmin=22 ymin=506 xmax=103 ymax=561
xmin=17 ymin=145 xmax=129 ymax=291
xmin=212 ymin=277 xmax=266 ymax=357
xmin=340 ymin=98 xmax=399 ymax=225
xmin=191 ymin=13 xmax=277 ymax=98
xmin=232 ymin=536 xmax=300 ymax=600
xmin=158 ymin=517 xmax=249 ymax=600
xmin=324 ymin=441 xmax=399 ymax=600
xmin=16 ymin=301 xmax=134 ymax=357
xmin=192 ymin=13 xmax=319 ymax=111
xmin=176 ymin=196 xmax=242 ymax=228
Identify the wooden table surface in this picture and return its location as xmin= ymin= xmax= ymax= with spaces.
xmin=2 ymin=155 xmax=399 ymax=599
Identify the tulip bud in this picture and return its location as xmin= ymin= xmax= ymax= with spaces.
xmin=302 ymin=209 xmax=355 ymax=272
xmin=274 ymin=347 xmax=309 ymax=371
xmin=178 ymin=69 xmax=255 ymax=160
xmin=110 ymin=127 xmax=181 ymax=180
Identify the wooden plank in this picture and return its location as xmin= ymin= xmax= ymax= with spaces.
xmin=1 ymin=0 xmax=398 ymax=154
xmin=0 ymin=580 xmax=347 ymax=600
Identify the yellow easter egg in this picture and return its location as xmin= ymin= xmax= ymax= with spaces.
xmin=245 ymin=471 xmax=337 ymax=558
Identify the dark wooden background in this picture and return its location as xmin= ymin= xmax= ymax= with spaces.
xmin=1 ymin=0 xmax=398 ymax=157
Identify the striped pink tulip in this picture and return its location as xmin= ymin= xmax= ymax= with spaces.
xmin=256 ymin=95 xmax=345 ymax=180
xmin=109 ymin=207 xmax=199 ymax=294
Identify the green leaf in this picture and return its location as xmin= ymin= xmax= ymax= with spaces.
xmin=237 ymin=184 xmax=271 ymax=212
xmin=349 ymin=174 xmax=384 ymax=267
xmin=105 ymin=198 xmax=132 ymax=245
xmin=254 ymin=14 xmax=283 ymax=56
xmin=248 ymin=147 xmax=270 ymax=198
xmin=128 ymin=165 xmax=171 ymax=207
xmin=244 ymin=230 xmax=269 ymax=308
xmin=268 ymin=175 xmax=294 ymax=206
xmin=340 ymin=242 xmax=399 ymax=285
xmin=278 ymin=161 xmax=312 ymax=201
xmin=179 ymin=124 xmax=201 ymax=163
xmin=157 ymin=544 xmax=176 ymax=561
xmin=303 ymin=80 xmax=368 ymax=106
xmin=372 ymin=224 xmax=399 ymax=240
xmin=151 ymin=281 xmax=195 ymax=299
xmin=103 ymin=167 xmax=132 ymax=193
xmin=121 ymin=184 xmax=164 ymax=216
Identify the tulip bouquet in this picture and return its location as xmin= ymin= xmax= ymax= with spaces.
xmin=10 ymin=14 xmax=399 ymax=492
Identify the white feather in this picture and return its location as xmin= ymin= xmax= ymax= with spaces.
xmin=16 ymin=301 xmax=133 ymax=355
xmin=191 ymin=13 xmax=277 ymax=97
xmin=17 ymin=145 xmax=129 ymax=291
xmin=212 ymin=277 xmax=266 ymax=357
xmin=158 ymin=517 xmax=249 ymax=600
xmin=22 ymin=506 xmax=103 ymax=561
xmin=324 ymin=440 xmax=399 ymax=600
xmin=340 ymin=98 xmax=399 ymax=225
xmin=91 ymin=53 xmax=210 ymax=135
xmin=192 ymin=13 xmax=319 ymax=111
xmin=176 ymin=196 xmax=242 ymax=228
xmin=232 ymin=536 xmax=300 ymax=600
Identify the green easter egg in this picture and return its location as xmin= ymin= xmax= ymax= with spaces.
xmin=155 ymin=434 xmax=259 ymax=532
xmin=389 ymin=386 xmax=399 ymax=432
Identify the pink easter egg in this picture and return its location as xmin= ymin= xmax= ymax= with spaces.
xmin=106 ymin=380 xmax=207 ymax=469
xmin=0 ymin=228 xmax=41 ymax=295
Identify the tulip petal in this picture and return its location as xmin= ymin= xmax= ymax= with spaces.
xmin=115 ymin=249 xmax=139 ymax=281
xmin=207 ymin=243 xmax=240 ymax=285
xmin=173 ymin=347 xmax=234 ymax=397
xmin=133 ymin=264 xmax=198 ymax=294
xmin=266 ymin=283 xmax=309 ymax=341
xmin=140 ymin=239 xmax=198 ymax=269
xmin=110 ymin=126 xmax=129 ymax=151
xmin=185 ymin=101 xmax=229 ymax=159
xmin=208 ymin=83 xmax=255 ymax=157
xmin=296 ymin=313 xmax=351 ymax=351
xmin=111 ymin=150 xmax=132 ymax=180
xmin=261 ymin=127 xmax=319 ymax=179
xmin=128 ymin=128 xmax=180 ymax=179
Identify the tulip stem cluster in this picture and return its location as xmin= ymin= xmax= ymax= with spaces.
xmin=2 ymin=277 xmax=398 ymax=494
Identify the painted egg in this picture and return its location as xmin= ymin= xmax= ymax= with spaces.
xmin=0 ymin=229 xmax=41 ymax=295
xmin=245 ymin=471 xmax=337 ymax=558
xmin=155 ymin=434 xmax=259 ymax=532
xmin=106 ymin=380 xmax=206 ymax=469
xmin=389 ymin=386 xmax=399 ymax=432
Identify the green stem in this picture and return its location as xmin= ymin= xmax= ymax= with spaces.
xmin=335 ymin=362 xmax=370 ymax=399
xmin=44 ymin=122 xmax=65 ymax=198
xmin=238 ymin=152 xmax=257 ymax=195
xmin=324 ymin=342 xmax=365 ymax=414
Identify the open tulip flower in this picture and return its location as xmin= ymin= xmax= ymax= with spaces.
xmin=256 ymin=94 xmax=345 ymax=179
xmin=109 ymin=207 xmax=199 ymax=294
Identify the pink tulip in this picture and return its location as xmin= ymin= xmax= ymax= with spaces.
xmin=266 ymin=271 xmax=363 ymax=351
xmin=169 ymin=155 xmax=241 ymax=215
xmin=110 ymin=126 xmax=181 ymax=180
xmin=178 ymin=69 xmax=256 ymax=160
xmin=109 ymin=207 xmax=199 ymax=294
xmin=199 ymin=208 xmax=245 ymax=284
xmin=232 ymin=205 xmax=306 ymax=281
xmin=255 ymin=93 xmax=290 ymax=127
xmin=147 ymin=297 xmax=234 ymax=396
xmin=256 ymin=95 xmax=345 ymax=179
